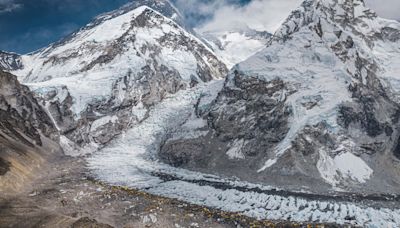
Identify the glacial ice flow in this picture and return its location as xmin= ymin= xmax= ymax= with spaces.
xmin=87 ymin=80 xmax=400 ymax=227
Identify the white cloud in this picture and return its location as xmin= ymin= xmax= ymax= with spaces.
xmin=364 ymin=0 xmax=400 ymax=21
xmin=0 ymin=0 xmax=22 ymax=14
xmin=196 ymin=0 xmax=302 ymax=33
xmin=191 ymin=0 xmax=399 ymax=34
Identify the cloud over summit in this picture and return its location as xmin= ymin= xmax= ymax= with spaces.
xmin=180 ymin=0 xmax=400 ymax=35
xmin=195 ymin=0 xmax=302 ymax=33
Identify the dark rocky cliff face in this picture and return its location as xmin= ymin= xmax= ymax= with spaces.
xmin=0 ymin=71 xmax=57 ymax=146
xmin=0 ymin=70 xmax=59 ymax=191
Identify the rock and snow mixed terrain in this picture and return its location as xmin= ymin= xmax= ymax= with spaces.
xmin=161 ymin=0 xmax=400 ymax=194
xmin=87 ymin=78 xmax=400 ymax=227
xmin=0 ymin=51 xmax=22 ymax=71
xmin=1 ymin=0 xmax=400 ymax=227
xmin=8 ymin=3 xmax=227 ymax=153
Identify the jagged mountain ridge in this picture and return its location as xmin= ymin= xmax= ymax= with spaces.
xmin=160 ymin=0 xmax=400 ymax=194
xmin=36 ymin=0 xmax=191 ymax=56
xmin=9 ymin=3 xmax=227 ymax=154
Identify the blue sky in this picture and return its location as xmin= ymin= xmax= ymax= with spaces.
xmin=0 ymin=0 xmax=136 ymax=53
xmin=0 ymin=0 xmax=398 ymax=54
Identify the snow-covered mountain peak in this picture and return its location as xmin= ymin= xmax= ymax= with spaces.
xmin=34 ymin=0 xmax=188 ymax=55
xmin=34 ymin=6 xmax=151 ymax=58
xmin=97 ymin=0 xmax=185 ymax=27
xmin=15 ymin=4 xmax=225 ymax=85
xmin=9 ymin=2 xmax=227 ymax=152
xmin=247 ymin=0 xmax=400 ymax=93
xmin=274 ymin=0 xmax=399 ymax=42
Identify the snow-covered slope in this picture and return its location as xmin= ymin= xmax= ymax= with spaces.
xmin=160 ymin=0 xmax=400 ymax=194
xmin=11 ymin=3 xmax=227 ymax=152
xmin=200 ymin=27 xmax=271 ymax=68
xmin=44 ymin=0 xmax=191 ymax=53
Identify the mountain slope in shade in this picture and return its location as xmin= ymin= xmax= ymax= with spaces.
xmin=0 ymin=70 xmax=60 ymax=192
xmin=10 ymin=4 xmax=227 ymax=153
xmin=160 ymin=0 xmax=400 ymax=194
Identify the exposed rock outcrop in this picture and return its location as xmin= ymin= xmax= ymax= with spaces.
xmin=0 ymin=70 xmax=60 ymax=192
